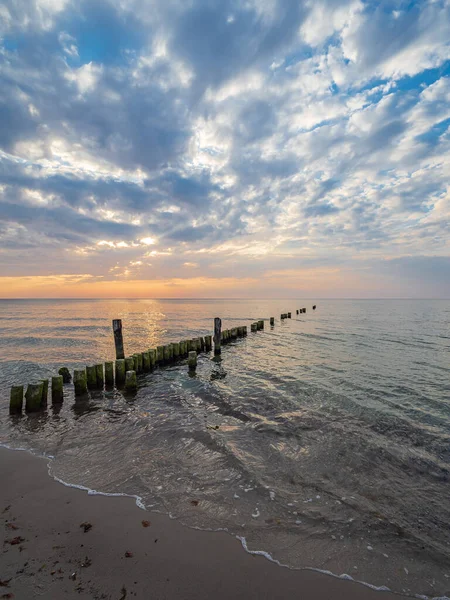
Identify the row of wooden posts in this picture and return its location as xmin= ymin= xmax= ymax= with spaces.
xmin=9 ymin=306 xmax=317 ymax=415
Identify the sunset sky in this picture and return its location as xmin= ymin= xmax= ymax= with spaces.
xmin=0 ymin=0 xmax=449 ymax=298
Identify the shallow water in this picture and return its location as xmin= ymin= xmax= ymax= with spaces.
xmin=0 ymin=298 xmax=449 ymax=597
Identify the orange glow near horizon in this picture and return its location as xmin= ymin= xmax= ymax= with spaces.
xmin=0 ymin=267 xmax=404 ymax=299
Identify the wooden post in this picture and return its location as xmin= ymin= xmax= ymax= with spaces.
xmin=142 ymin=351 xmax=150 ymax=371
xmin=313 ymin=305 xmax=316 ymax=310
xmin=10 ymin=385 xmax=23 ymax=414
xmin=214 ymin=318 xmax=221 ymax=355
xmin=125 ymin=370 xmax=137 ymax=391
xmin=105 ymin=362 xmax=114 ymax=386
xmin=95 ymin=364 xmax=104 ymax=388
xmin=58 ymin=367 xmax=71 ymax=383
xmin=74 ymin=370 xmax=88 ymax=396
xmin=243 ymin=326 xmax=248 ymax=335
xmin=148 ymin=349 xmax=156 ymax=368
xmin=132 ymin=353 xmax=140 ymax=373
xmin=257 ymin=320 xmax=264 ymax=330
xmin=25 ymin=382 xmax=44 ymax=412
xmin=51 ymin=376 xmax=64 ymax=403
xmin=205 ymin=335 xmax=212 ymax=350
xmin=163 ymin=345 xmax=171 ymax=362
xmin=112 ymin=319 xmax=125 ymax=359
xmin=157 ymin=346 xmax=164 ymax=363
xmin=115 ymin=359 xmax=126 ymax=386
xmin=86 ymin=365 xmax=97 ymax=389
xmin=40 ymin=379 xmax=49 ymax=407
xmin=188 ymin=351 xmax=197 ymax=371
xmin=251 ymin=323 xmax=257 ymax=332
xmin=287 ymin=312 xmax=291 ymax=318
xmin=270 ymin=317 xmax=274 ymax=326
xmin=125 ymin=357 xmax=135 ymax=372
xmin=173 ymin=342 xmax=180 ymax=359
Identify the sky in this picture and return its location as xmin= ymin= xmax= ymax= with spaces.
xmin=0 ymin=0 xmax=449 ymax=299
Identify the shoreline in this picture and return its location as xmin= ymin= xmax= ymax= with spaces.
xmin=0 ymin=446 xmax=406 ymax=600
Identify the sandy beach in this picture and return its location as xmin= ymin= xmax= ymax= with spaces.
xmin=0 ymin=447 xmax=404 ymax=600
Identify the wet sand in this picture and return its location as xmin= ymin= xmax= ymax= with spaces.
xmin=0 ymin=447 xmax=402 ymax=600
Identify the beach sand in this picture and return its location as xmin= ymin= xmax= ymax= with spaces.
xmin=0 ymin=447 xmax=401 ymax=600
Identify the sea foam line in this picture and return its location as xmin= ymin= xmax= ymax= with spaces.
xmin=1 ymin=443 xmax=449 ymax=600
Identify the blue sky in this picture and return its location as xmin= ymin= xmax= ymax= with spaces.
xmin=0 ymin=0 xmax=449 ymax=297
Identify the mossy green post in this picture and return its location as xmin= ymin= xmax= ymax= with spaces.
xmin=105 ymin=362 xmax=114 ymax=386
xmin=148 ymin=349 xmax=156 ymax=368
xmin=125 ymin=356 xmax=135 ymax=372
xmin=58 ymin=367 xmax=71 ymax=383
xmin=25 ymin=382 xmax=44 ymax=412
xmin=51 ymin=376 xmax=64 ymax=403
xmin=163 ymin=345 xmax=170 ymax=362
xmin=205 ymin=335 xmax=212 ymax=350
xmin=125 ymin=370 xmax=137 ymax=391
xmin=173 ymin=342 xmax=180 ymax=359
xmin=143 ymin=351 xmax=150 ymax=371
xmin=86 ymin=365 xmax=97 ymax=389
xmin=270 ymin=317 xmax=275 ymax=326
xmin=132 ymin=354 xmax=141 ymax=373
xmin=258 ymin=320 xmax=264 ymax=330
xmin=188 ymin=351 xmax=197 ymax=371
xmin=157 ymin=346 xmax=164 ymax=363
xmin=115 ymin=359 xmax=126 ymax=386
xmin=74 ymin=369 xmax=88 ymax=396
xmin=95 ymin=364 xmax=104 ymax=388
xmin=40 ymin=379 xmax=49 ymax=407
xmin=251 ymin=323 xmax=257 ymax=332
xmin=243 ymin=326 xmax=248 ymax=336
xmin=169 ymin=344 xmax=174 ymax=361
xmin=10 ymin=385 xmax=23 ymax=414
xmin=138 ymin=353 xmax=143 ymax=371
xmin=179 ymin=341 xmax=186 ymax=356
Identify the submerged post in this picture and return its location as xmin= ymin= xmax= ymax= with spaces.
xmin=112 ymin=319 xmax=125 ymax=360
xmin=51 ymin=376 xmax=64 ymax=404
xmin=188 ymin=351 xmax=197 ymax=371
xmin=214 ymin=317 xmax=222 ymax=355
xmin=10 ymin=385 xmax=24 ymax=414
xmin=125 ymin=370 xmax=137 ymax=391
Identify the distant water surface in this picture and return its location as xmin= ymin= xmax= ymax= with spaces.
xmin=0 ymin=298 xmax=449 ymax=598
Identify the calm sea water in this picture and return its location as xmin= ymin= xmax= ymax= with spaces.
xmin=0 ymin=298 xmax=449 ymax=597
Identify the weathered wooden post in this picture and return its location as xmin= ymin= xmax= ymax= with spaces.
xmin=214 ymin=318 xmax=221 ymax=355
xmin=258 ymin=320 xmax=264 ymax=330
xmin=58 ymin=367 xmax=71 ymax=383
xmin=51 ymin=376 xmax=64 ymax=403
xmin=125 ymin=356 xmax=135 ymax=372
xmin=313 ymin=305 xmax=316 ymax=310
xmin=163 ymin=344 xmax=171 ymax=362
xmin=230 ymin=327 xmax=237 ymax=339
xmin=251 ymin=322 xmax=257 ymax=332
xmin=243 ymin=325 xmax=248 ymax=335
xmin=132 ymin=353 xmax=141 ymax=373
xmin=105 ymin=362 xmax=114 ymax=386
xmin=74 ymin=370 xmax=88 ymax=396
xmin=270 ymin=317 xmax=274 ymax=326
xmin=125 ymin=370 xmax=137 ymax=391
xmin=40 ymin=379 xmax=49 ymax=406
xmin=157 ymin=345 xmax=164 ymax=363
xmin=205 ymin=335 xmax=212 ymax=350
xmin=25 ymin=382 xmax=44 ymax=412
xmin=115 ymin=359 xmax=126 ymax=386
xmin=10 ymin=385 xmax=23 ymax=414
xmin=95 ymin=364 xmax=104 ymax=388
xmin=86 ymin=365 xmax=97 ymax=389
xmin=148 ymin=349 xmax=156 ymax=368
xmin=188 ymin=351 xmax=197 ymax=371
xmin=112 ymin=319 xmax=125 ymax=359
xmin=142 ymin=351 xmax=150 ymax=371
xmin=296 ymin=310 xmax=299 ymax=315
xmin=287 ymin=312 xmax=291 ymax=318
xmin=173 ymin=342 xmax=180 ymax=359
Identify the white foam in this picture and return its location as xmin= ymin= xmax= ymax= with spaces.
xmin=2 ymin=444 xmax=449 ymax=600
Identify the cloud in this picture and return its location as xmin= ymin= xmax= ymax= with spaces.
xmin=0 ymin=0 xmax=449 ymax=297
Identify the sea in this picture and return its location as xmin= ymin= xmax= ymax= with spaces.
xmin=0 ymin=298 xmax=449 ymax=598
